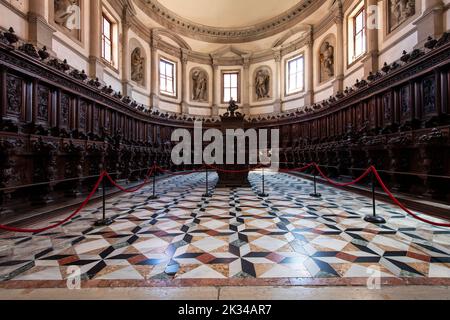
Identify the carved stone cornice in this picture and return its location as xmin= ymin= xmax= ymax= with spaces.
xmin=135 ymin=0 xmax=327 ymax=43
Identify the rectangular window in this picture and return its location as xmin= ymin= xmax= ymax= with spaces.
xmin=101 ymin=15 xmax=113 ymax=63
xmin=223 ymin=72 xmax=239 ymax=103
xmin=159 ymin=58 xmax=176 ymax=96
xmin=353 ymin=8 xmax=366 ymax=59
xmin=286 ymin=55 xmax=304 ymax=95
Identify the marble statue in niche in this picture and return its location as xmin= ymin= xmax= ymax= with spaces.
xmin=191 ymin=69 xmax=208 ymax=102
xmin=255 ymin=68 xmax=270 ymax=100
xmin=54 ymin=0 xmax=81 ymax=39
xmin=131 ymin=48 xmax=145 ymax=85
xmin=389 ymin=0 xmax=415 ymax=32
xmin=320 ymin=41 xmax=334 ymax=82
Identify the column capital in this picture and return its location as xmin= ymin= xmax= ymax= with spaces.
xmin=181 ymin=48 xmax=189 ymax=64
xmin=272 ymin=49 xmax=282 ymax=63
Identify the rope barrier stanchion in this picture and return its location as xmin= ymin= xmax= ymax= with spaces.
xmin=148 ymin=162 xmax=159 ymax=200
xmin=309 ymin=165 xmax=322 ymax=198
xmin=364 ymin=167 xmax=386 ymax=224
xmin=202 ymin=164 xmax=212 ymax=198
xmin=0 ymin=172 xmax=106 ymax=233
xmin=94 ymin=172 xmax=113 ymax=226
xmin=371 ymin=167 xmax=450 ymax=227
xmin=258 ymin=166 xmax=269 ymax=198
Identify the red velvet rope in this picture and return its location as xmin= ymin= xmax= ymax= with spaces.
xmin=104 ymin=166 xmax=154 ymax=193
xmin=279 ymin=163 xmax=314 ymax=173
xmin=1 ymin=162 xmax=449 ymax=233
xmin=0 ymin=172 xmax=106 ymax=233
xmin=313 ymin=163 xmax=373 ymax=187
xmin=371 ymin=167 xmax=450 ymax=227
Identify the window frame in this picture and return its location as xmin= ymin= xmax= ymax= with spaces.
xmin=101 ymin=14 xmax=113 ymax=64
xmin=285 ymin=54 xmax=305 ymax=96
xmin=159 ymin=57 xmax=177 ymax=98
xmin=352 ymin=6 xmax=366 ymax=61
xmin=221 ymin=70 xmax=241 ymax=104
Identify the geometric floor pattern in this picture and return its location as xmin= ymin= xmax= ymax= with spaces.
xmin=0 ymin=171 xmax=449 ymax=288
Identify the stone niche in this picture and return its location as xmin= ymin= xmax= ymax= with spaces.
xmin=388 ymin=0 xmax=416 ymax=33
xmin=190 ymin=67 xmax=209 ymax=103
xmin=319 ymin=36 xmax=335 ymax=84
xmin=253 ymin=66 xmax=272 ymax=101
xmin=131 ymin=47 xmax=146 ymax=86
xmin=52 ymin=0 xmax=82 ymax=41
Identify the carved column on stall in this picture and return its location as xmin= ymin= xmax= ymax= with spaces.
xmin=363 ymin=0 xmax=379 ymax=77
xmin=150 ymin=33 xmax=160 ymax=109
xmin=28 ymin=0 xmax=56 ymax=52
xmin=121 ymin=5 xmax=136 ymax=97
xmin=414 ymin=0 xmax=444 ymax=49
xmin=211 ymin=57 xmax=219 ymax=116
xmin=89 ymin=0 xmax=104 ymax=81
xmin=305 ymin=30 xmax=314 ymax=105
xmin=333 ymin=1 xmax=344 ymax=94
xmin=272 ymin=48 xmax=282 ymax=113
xmin=242 ymin=54 xmax=251 ymax=115
xmin=181 ymin=48 xmax=189 ymax=114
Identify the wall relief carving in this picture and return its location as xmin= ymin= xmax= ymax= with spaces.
xmin=191 ymin=68 xmax=208 ymax=102
xmin=54 ymin=0 xmax=81 ymax=40
xmin=131 ymin=47 xmax=145 ymax=86
xmin=388 ymin=0 xmax=415 ymax=33
xmin=319 ymin=38 xmax=335 ymax=83
xmin=254 ymin=67 xmax=271 ymax=101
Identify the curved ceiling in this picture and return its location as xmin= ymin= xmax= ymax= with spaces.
xmin=135 ymin=0 xmax=323 ymax=43
xmin=156 ymin=0 xmax=301 ymax=28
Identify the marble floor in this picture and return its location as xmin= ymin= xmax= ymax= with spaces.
xmin=0 ymin=171 xmax=449 ymax=290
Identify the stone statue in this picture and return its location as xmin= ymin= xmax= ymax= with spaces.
xmin=192 ymin=69 xmax=208 ymax=102
xmin=255 ymin=69 xmax=270 ymax=100
xmin=54 ymin=0 xmax=79 ymax=30
xmin=131 ymin=48 xmax=145 ymax=85
xmin=390 ymin=0 xmax=415 ymax=31
xmin=320 ymin=41 xmax=334 ymax=79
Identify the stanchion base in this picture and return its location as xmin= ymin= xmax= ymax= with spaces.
xmin=258 ymin=193 xmax=269 ymax=198
xmin=309 ymin=193 xmax=322 ymax=198
xmin=94 ymin=218 xmax=114 ymax=227
xmin=202 ymin=193 xmax=213 ymax=198
xmin=364 ymin=215 xmax=386 ymax=224
xmin=148 ymin=195 xmax=159 ymax=200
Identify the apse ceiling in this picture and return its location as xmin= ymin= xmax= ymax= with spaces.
xmin=156 ymin=0 xmax=301 ymax=28
xmin=135 ymin=0 xmax=325 ymax=43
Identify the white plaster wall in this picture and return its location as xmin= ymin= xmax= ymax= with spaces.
xmin=188 ymin=106 xmax=211 ymax=116
xmin=0 ymin=2 xmax=28 ymax=39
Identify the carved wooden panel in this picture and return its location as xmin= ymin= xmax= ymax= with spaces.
xmin=422 ymin=75 xmax=437 ymax=116
xmin=79 ymin=100 xmax=88 ymax=131
xmin=6 ymin=74 xmax=23 ymax=118
xmin=59 ymin=92 xmax=70 ymax=128
xmin=36 ymin=84 xmax=50 ymax=125
xmin=382 ymin=91 xmax=393 ymax=126
xmin=400 ymin=84 xmax=412 ymax=121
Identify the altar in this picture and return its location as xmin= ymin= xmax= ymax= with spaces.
xmin=215 ymin=99 xmax=251 ymax=188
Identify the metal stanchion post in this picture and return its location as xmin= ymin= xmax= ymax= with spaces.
xmin=364 ymin=170 xmax=386 ymax=224
xmin=258 ymin=167 xmax=269 ymax=198
xmin=95 ymin=171 xmax=113 ymax=226
xmin=309 ymin=166 xmax=322 ymax=198
xmin=148 ymin=162 xmax=159 ymax=200
xmin=202 ymin=165 xmax=212 ymax=198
